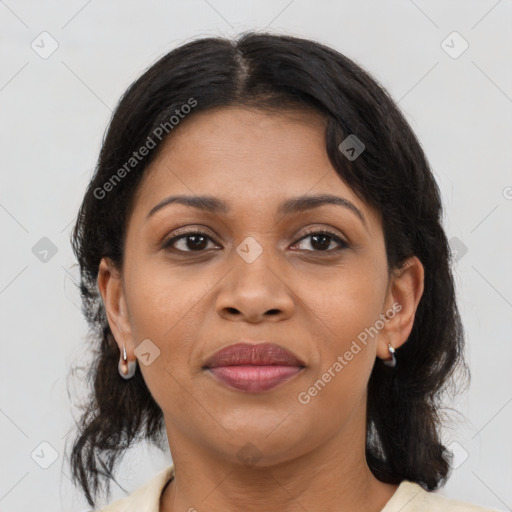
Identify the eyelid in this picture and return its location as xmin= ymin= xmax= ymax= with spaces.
xmin=296 ymin=226 xmax=349 ymax=246
xmin=161 ymin=224 xmax=350 ymax=253
xmin=164 ymin=224 xmax=217 ymax=239
xmin=160 ymin=225 xmax=219 ymax=248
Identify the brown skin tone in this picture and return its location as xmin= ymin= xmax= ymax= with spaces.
xmin=98 ymin=106 xmax=424 ymax=512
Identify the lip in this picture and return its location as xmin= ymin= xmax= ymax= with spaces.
xmin=204 ymin=342 xmax=305 ymax=392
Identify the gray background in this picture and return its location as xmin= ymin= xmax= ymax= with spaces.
xmin=0 ymin=1 xmax=511 ymax=511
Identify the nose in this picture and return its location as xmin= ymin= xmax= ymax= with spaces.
xmin=215 ymin=248 xmax=295 ymax=323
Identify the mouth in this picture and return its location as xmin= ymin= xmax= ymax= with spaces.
xmin=203 ymin=342 xmax=305 ymax=393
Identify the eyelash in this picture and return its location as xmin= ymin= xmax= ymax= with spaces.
xmin=162 ymin=228 xmax=349 ymax=255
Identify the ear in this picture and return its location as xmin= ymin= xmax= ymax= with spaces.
xmin=97 ymin=257 xmax=134 ymax=355
xmin=377 ymin=256 xmax=425 ymax=362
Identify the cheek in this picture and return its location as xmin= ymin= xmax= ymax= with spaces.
xmin=297 ymin=299 xmax=379 ymax=428
xmin=123 ymin=263 xmax=206 ymax=401
xmin=314 ymin=263 xmax=386 ymax=345
xmin=124 ymin=270 xmax=197 ymax=415
xmin=302 ymin=263 xmax=385 ymax=396
xmin=125 ymin=258 xmax=205 ymax=340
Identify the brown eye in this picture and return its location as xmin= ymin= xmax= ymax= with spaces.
xmin=163 ymin=231 xmax=218 ymax=252
xmin=162 ymin=228 xmax=348 ymax=255
xmin=292 ymin=230 xmax=348 ymax=253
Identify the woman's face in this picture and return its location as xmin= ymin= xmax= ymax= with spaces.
xmin=99 ymin=106 xmax=423 ymax=467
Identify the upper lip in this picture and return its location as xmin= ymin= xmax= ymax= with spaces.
xmin=204 ymin=342 xmax=305 ymax=368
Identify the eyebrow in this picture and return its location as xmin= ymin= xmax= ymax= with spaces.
xmin=146 ymin=193 xmax=367 ymax=228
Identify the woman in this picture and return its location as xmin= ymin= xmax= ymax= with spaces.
xmin=68 ymin=32 xmax=496 ymax=511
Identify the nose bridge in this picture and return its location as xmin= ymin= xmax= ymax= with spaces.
xmin=215 ymin=234 xmax=294 ymax=321
xmin=233 ymin=234 xmax=282 ymax=296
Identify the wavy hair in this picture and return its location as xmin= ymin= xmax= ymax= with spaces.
xmin=67 ymin=31 xmax=469 ymax=507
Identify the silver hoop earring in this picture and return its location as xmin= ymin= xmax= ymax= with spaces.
xmin=383 ymin=343 xmax=396 ymax=367
xmin=118 ymin=345 xmax=137 ymax=379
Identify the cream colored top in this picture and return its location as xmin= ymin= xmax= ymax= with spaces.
xmin=94 ymin=465 xmax=498 ymax=512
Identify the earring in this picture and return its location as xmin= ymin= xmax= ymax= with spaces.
xmin=118 ymin=345 xmax=137 ymax=379
xmin=383 ymin=343 xmax=396 ymax=367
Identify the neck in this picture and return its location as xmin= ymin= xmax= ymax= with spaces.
xmin=160 ymin=406 xmax=398 ymax=512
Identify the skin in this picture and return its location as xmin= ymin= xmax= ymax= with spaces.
xmin=98 ymin=106 xmax=424 ymax=512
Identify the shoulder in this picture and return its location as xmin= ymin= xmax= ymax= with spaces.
xmin=92 ymin=465 xmax=174 ymax=512
xmin=381 ymin=481 xmax=500 ymax=512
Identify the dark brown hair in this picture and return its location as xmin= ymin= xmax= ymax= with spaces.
xmin=68 ymin=31 xmax=468 ymax=507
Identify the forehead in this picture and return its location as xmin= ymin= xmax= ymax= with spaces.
xmin=147 ymin=105 xmax=329 ymax=181
xmin=130 ymin=106 xmax=381 ymax=230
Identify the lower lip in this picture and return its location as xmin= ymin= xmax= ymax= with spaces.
xmin=207 ymin=365 xmax=303 ymax=392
